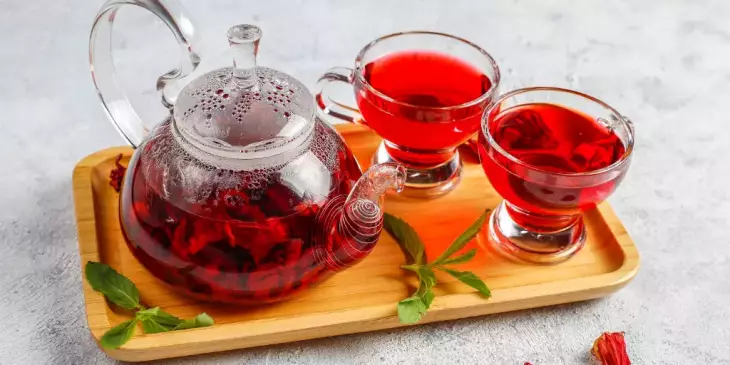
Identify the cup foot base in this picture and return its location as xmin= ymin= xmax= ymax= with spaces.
xmin=487 ymin=201 xmax=586 ymax=264
xmin=373 ymin=142 xmax=461 ymax=199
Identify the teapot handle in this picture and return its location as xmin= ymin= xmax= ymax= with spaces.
xmin=315 ymin=67 xmax=365 ymax=125
xmin=89 ymin=0 xmax=202 ymax=147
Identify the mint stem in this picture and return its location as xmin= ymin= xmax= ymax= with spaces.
xmin=400 ymin=264 xmax=420 ymax=272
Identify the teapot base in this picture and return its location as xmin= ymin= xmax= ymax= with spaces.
xmin=123 ymin=223 xmax=335 ymax=305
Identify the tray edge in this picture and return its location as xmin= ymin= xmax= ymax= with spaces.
xmin=72 ymin=147 xmax=132 ymax=350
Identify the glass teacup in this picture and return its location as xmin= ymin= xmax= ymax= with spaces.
xmin=477 ymin=87 xmax=634 ymax=264
xmin=316 ymin=31 xmax=500 ymax=198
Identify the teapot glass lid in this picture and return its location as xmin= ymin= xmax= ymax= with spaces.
xmin=173 ymin=25 xmax=315 ymax=159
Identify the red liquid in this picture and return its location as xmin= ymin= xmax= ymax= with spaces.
xmin=120 ymin=121 xmax=368 ymax=303
xmin=358 ymin=51 xmax=493 ymax=166
xmin=479 ymin=103 xmax=627 ymax=227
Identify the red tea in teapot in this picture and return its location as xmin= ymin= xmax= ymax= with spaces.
xmin=479 ymin=103 xmax=627 ymax=221
xmin=119 ymin=121 xmax=391 ymax=303
xmin=358 ymin=51 xmax=493 ymax=165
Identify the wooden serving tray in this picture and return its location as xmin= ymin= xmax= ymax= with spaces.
xmin=73 ymin=124 xmax=639 ymax=362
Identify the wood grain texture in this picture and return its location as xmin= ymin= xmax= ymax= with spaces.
xmin=72 ymin=124 xmax=639 ymax=362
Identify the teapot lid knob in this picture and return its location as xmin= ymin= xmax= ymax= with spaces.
xmin=227 ymin=24 xmax=261 ymax=89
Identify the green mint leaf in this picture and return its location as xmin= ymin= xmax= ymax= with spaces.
xmin=416 ymin=266 xmax=437 ymax=288
xmin=433 ymin=209 xmax=490 ymax=264
xmin=141 ymin=319 xmax=175 ymax=334
xmin=421 ymin=288 xmax=435 ymax=309
xmin=440 ymin=268 xmax=491 ymax=298
xmin=384 ymin=213 xmax=425 ymax=265
xmin=100 ymin=319 xmax=137 ymax=349
xmin=397 ymin=296 xmax=427 ymax=324
xmin=135 ymin=307 xmax=182 ymax=326
xmin=85 ymin=261 xmax=141 ymax=310
xmin=437 ymin=248 xmax=477 ymax=266
xmin=173 ymin=313 xmax=215 ymax=331
xmin=136 ymin=307 xmax=213 ymax=332
xmin=149 ymin=311 xmax=182 ymax=326
xmin=399 ymin=277 xmax=434 ymax=324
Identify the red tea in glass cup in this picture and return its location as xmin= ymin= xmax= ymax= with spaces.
xmin=477 ymin=87 xmax=634 ymax=264
xmin=317 ymin=31 xmax=500 ymax=198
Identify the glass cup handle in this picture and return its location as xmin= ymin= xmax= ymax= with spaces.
xmin=89 ymin=0 xmax=202 ymax=147
xmin=315 ymin=67 xmax=364 ymax=125
xmin=622 ymin=115 xmax=635 ymax=131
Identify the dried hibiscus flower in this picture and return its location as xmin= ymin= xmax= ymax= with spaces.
xmin=592 ymin=332 xmax=631 ymax=365
xmin=109 ymin=154 xmax=126 ymax=192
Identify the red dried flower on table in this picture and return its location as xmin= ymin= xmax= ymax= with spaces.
xmin=109 ymin=154 xmax=126 ymax=192
xmin=592 ymin=332 xmax=631 ymax=365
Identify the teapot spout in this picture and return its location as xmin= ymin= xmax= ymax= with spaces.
xmin=314 ymin=163 xmax=405 ymax=271
xmin=345 ymin=162 xmax=406 ymax=214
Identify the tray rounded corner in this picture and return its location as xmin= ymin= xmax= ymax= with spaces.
xmin=617 ymin=252 xmax=640 ymax=285
xmin=603 ymin=248 xmax=640 ymax=295
xmin=75 ymin=146 xmax=132 ymax=170
xmin=99 ymin=345 xmax=154 ymax=363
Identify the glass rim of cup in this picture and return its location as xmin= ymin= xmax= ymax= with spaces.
xmin=353 ymin=30 xmax=502 ymax=112
xmin=481 ymin=86 xmax=635 ymax=178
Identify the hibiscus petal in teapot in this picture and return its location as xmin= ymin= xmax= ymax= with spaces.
xmin=89 ymin=1 xmax=405 ymax=303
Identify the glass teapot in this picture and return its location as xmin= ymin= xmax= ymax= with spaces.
xmin=89 ymin=0 xmax=405 ymax=303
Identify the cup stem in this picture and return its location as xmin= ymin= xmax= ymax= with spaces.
xmin=373 ymin=141 xmax=462 ymax=198
xmin=487 ymin=201 xmax=586 ymax=264
xmin=503 ymin=202 xmax=581 ymax=233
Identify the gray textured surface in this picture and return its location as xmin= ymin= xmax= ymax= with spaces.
xmin=1 ymin=0 xmax=729 ymax=364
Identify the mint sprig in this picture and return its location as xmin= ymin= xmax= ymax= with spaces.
xmin=384 ymin=209 xmax=492 ymax=324
xmin=85 ymin=261 xmax=215 ymax=349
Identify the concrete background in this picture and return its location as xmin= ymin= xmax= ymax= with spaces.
xmin=1 ymin=0 xmax=729 ymax=363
